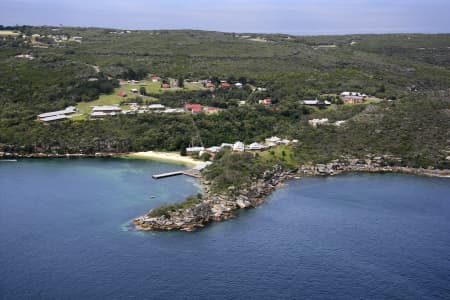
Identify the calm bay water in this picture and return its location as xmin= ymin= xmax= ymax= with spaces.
xmin=1 ymin=159 xmax=449 ymax=299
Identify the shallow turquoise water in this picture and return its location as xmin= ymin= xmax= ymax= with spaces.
xmin=1 ymin=159 xmax=449 ymax=299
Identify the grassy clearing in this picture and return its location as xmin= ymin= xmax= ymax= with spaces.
xmin=184 ymin=82 xmax=206 ymax=90
xmin=76 ymin=88 xmax=125 ymax=113
xmin=76 ymin=79 xmax=205 ymax=114
xmin=147 ymin=194 xmax=203 ymax=217
xmin=257 ymin=145 xmax=297 ymax=168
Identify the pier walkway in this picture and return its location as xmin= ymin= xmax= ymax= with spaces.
xmin=152 ymin=162 xmax=212 ymax=179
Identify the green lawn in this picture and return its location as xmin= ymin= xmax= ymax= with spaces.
xmin=76 ymin=79 xmax=206 ymax=114
xmin=257 ymin=145 xmax=297 ymax=168
xmin=76 ymin=88 xmax=125 ymax=114
xmin=184 ymin=82 xmax=206 ymax=90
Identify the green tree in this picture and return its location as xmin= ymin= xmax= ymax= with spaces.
xmin=178 ymin=77 xmax=184 ymax=88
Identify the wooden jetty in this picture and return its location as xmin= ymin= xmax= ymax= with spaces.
xmin=152 ymin=169 xmax=201 ymax=179
xmin=152 ymin=162 xmax=211 ymax=180
xmin=152 ymin=171 xmax=184 ymax=179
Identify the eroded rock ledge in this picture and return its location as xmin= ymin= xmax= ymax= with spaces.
xmin=133 ymin=157 xmax=450 ymax=232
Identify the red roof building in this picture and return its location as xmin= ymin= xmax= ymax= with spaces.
xmin=206 ymin=82 xmax=215 ymax=88
xmin=221 ymin=82 xmax=231 ymax=88
xmin=185 ymin=103 xmax=202 ymax=113
xmin=117 ymin=91 xmax=127 ymax=97
xmin=162 ymin=83 xmax=170 ymax=88
xmin=259 ymin=98 xmax=272 ymax=105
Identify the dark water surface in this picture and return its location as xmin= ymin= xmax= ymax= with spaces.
xmin=1 ymin=159 xmax=449 ymax=299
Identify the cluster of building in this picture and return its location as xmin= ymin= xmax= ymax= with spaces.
xmin=90 ymin=105 xmax=122 ymax=118
xmin=186 ymin=136 xmax=298 ymax=156
xmin=202 ymin=80 xmax=245 ymax=89
xmin=37 ymin=106 xmax=77 ymax=122
xmin=89 ymin=104 xmax=187 ymax=118
xmin=301 ymin=92 xmax=369 ymax=107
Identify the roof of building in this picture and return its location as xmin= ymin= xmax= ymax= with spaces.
xmin=40 ymin=115 xmax=68 ymax=122
xmin=185 ymin=103 xmax=202 ymax=113
xmin=248 ymin=142 xmax=265 ymax=149
xmin=341 ymin=92 xmax=367 ymax=97
xmin=265 ymin=136 xmax=281 ymax=142
xmin=344 ymin=95 xmax=364 ymax=100
xmin=259 ymin=98 xmax=272 ymax=104
xmin=302 ymin=100 xmax=319 ymax=105
xmin=186 ymin=146 xmax=205 ymax=152
xmin=38 ymin=106 xmax=76 ymax=118
xmin=163 ymin=108 xmax=185 ymax=113
xmin=90 ymin=112 xmax=108 ymax=117
xmin=206 ymin=146 xmax=222 ymax=152
xmin=302 ymin=100 xmax=331 ymax=105
xmin=148 ymin=104 xmax=165 ymax=109
xmin=233 ymin=141 xmax=245 ymax=150
xmin=92 ymin=105 xmax=122 ymax=112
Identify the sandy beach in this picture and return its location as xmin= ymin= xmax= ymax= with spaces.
xmin=126 ymin=151 xmax=202 ymax=166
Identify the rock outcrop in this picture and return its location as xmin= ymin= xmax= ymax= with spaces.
xmin=133 ymin=165 xmax=296 ymax=231
xmin=133 ymin=155 xmax=450 ymax=232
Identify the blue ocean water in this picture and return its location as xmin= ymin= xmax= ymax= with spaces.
xmin=1 ymin=159 xmax=449 ymax=299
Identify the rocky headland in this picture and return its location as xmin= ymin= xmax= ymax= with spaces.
xmin=133 ymin=155 xmax=450 ymax=232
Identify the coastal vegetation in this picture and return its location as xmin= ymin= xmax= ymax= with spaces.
xmin=1 ymin=25 xmax=449 ymax=228
xmin=1 ymin=26 xmax=449 ymax=168
xmin=147 ymin=193 xmax=203 ymax=218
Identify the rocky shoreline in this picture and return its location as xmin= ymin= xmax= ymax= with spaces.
xmin=133 ymin=157 xmax=450 ymax=232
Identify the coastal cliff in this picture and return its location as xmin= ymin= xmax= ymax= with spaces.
xmin=133 ymin=156 xmax=450 ymax=231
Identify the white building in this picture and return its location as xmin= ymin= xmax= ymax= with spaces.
xmin=334 ymin=120 xmax=347 ymax=127
xmin=92 ymin=105 xmax=122 ymax=113
xmin=206 ymin=146 xmax=222 ymax=153
xmin=90 ymin=112 xmax=110 ymax=118
xmin=38 ymin=106 xmax=77 ymax=120
xmin=186 ymin=147 xmax=205 ymax=153
xmin=40 ymin=115 xmax=68 ymax=122
xmin=302 ymin=100 xmax=331 ymax=105
xmin=232 ymin=141 xmax=245 ymax=152
xmin=148 ymin=104 xmax=165 ymax=110
xmin=248 ymin=142 xmax=265 ymax=151
xmin=308 ymin=118 xmax=329 ymax=127
xmin=340 ymin=92 xmax=367 ymax=97
xmin=265 ymin=136 xmax=282 ymax=144
xmin=220 ymin=143 xmax=234 ymax=149
xmin=162 ymin=108 xmax=185 ymax=114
